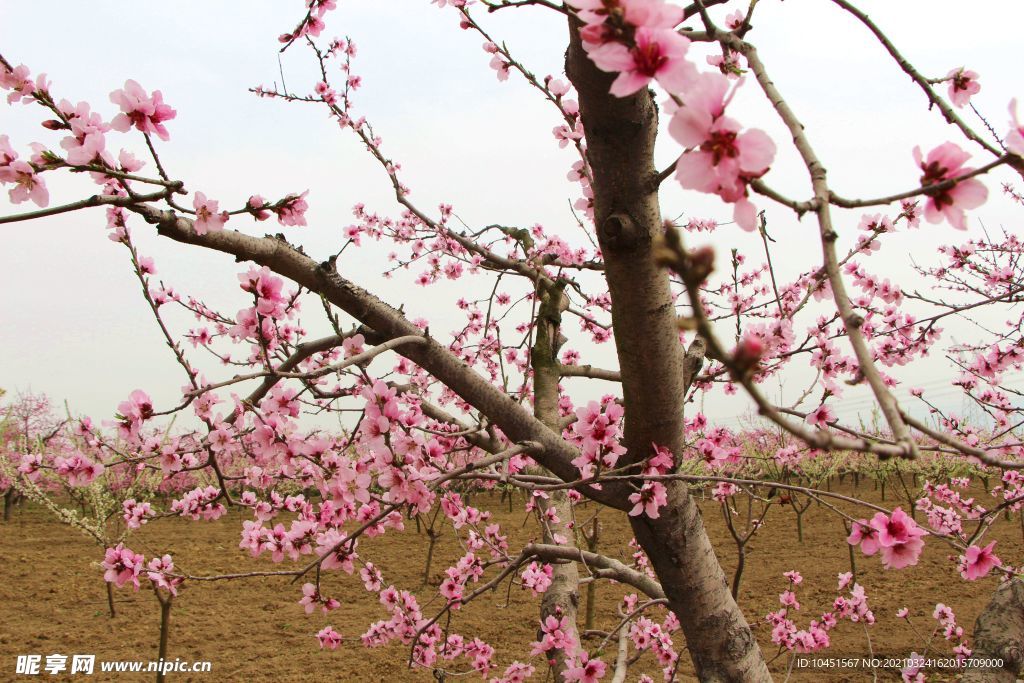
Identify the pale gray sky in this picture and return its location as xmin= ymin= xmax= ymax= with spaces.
xmin=1 ymin=1 xmax=1021 ymax=429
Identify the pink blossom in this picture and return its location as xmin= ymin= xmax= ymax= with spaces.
xmin=946 ymin=67 xmax=980 ymax=108
xmin=669 ymin=73 xmax=775 ymax=230
xmin=274 ymin=191 xmax=309 ymax=227
xmin=101 ymin=544 xmax=145 ymax=589
xmin=588 ymin=28 xmax=695 ymax=97
xmin=806 ymin=404 xmax=835 ymax=427
xmin=300 ymin=582 xmax=340 ymax=613
xmin=902 ymin=652 xmax=925 ymax=682
xmin=879 ymin=537 xmax=925 ymax=569
xmin=247 ymin=194 xmax=271 ymax=221
xmin=58 ymin=100 xmax=110 ymax=165
xmin=869 ymin=507 xmax=919 ymax=547
xmin=628 ymin=481 xmax=668 ymax=519
xmin=123 ymin=499 xmax=153 ymax=529
xmin=855 ymin=508 xmax=927 ymax=569
xmin=913 ymin=142 xmax=987 ymax=230
xmin=712 ymin=482 xmax=738 ymax=501
xmin=117 ymin=389 xmax=153 ymax=424
xmin=959 ymin=540 xmax=1000 ymax=580
xmin=109 ymin=80 xmax=176 ymax=141
xmin=193 ymin=191 xmax=229 ymax=235
xmin=0 ymin=62 xmax=36 ymax=103
xmin=147 ymin=555 xmax=182 ymax=595
xmin=707 ymin=49 xmax=744 ymax=79
xmin=0 ymin=160 xmax=49 ymax=207
xmin=530 ymin=614 xmax=578 ymax=657
xmin=521 ymin=562 xmax=553 ymax=595
xmin=564 ymin=652 xmax=606 ymax=682
xmin=847 ymin=520 xmax=880 ymax=556
xmin=568 ymin=0 xmax=682 ymax=30
xmin=54 ymin=453 xmax=105 ymax=487
xmin=317 ymin=626 xmax=342 ymax=650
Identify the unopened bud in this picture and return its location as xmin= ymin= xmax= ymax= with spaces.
xmin=732 ymin=335 xmax=765 ymax=375
xmin=41 ymin=119 xmax=67 ymax=130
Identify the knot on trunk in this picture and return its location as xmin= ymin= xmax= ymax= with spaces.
xmin=599 ymin=212 xmax=639 ymax=251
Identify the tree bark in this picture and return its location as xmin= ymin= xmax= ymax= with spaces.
xmin=3 ymin=488 xmax=14 ymax=522
xmin=565 ymin=19 xmax=771 ymax=682
xmin=531 ymin=280 xmax=581 ymax=678
xmin=963 ymin=578 xmax=1024 ymax=682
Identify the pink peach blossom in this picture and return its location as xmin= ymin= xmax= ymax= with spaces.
xmin=587 ymin=28 xmax=695 ymax=97
xmin=109 ymin=80 xmax=176 ymax=141
xmin=669 ymin=73 xmax=775 ymax=230
xmin=959 ymin=540 xmax=1000 ymax=580
xmin=193 ymin=191 xmax=229 ymax=235
xmin=1 ymin=160 xmax=49 ymax=207
xmin=913 ymin=142 xmax=987 ymax=230
xmin=946 ymin=67 xmax=980 ymax=108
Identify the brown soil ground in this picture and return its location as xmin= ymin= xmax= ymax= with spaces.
xmin=0 ymin=479 xmax=1017 ymax=682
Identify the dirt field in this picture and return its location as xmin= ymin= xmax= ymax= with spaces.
xmin=1 ymin=480 xmax=1017 ymax=682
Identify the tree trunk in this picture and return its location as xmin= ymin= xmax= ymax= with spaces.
xmin=565 ymin=18 xmax=771 ymax=682
xmin=532 ymin=280 xmax=581 ymax=678
xmin=963 ymin=578 xmax=1024 ymax=682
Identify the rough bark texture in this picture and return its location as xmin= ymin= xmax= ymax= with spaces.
xmin=963 ymin=578 xmax=1024 ymax=682
xmin=531 ymin=281 xmax=581 ymax=678
xmin=565 ymin=19 xmax=771 ymax=683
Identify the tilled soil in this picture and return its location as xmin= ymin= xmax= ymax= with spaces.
xmin=0 ymin=480 xmax=1016 ymax=682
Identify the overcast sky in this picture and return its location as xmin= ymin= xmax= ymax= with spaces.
xmin=1 ymin=1 xmax=1021 ymax=430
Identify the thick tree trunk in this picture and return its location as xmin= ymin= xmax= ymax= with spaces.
xmin=963 ymin=578 xmax=1024 ymax=682
xmin=565 ymin=19 xmax=771 ymax=682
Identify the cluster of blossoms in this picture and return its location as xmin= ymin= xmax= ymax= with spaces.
xmin=101 ymin=545 xmax=182 ymax=596
xmin=914 ymin=478 xmax=984 ymax=537
xmin=765 ymin=571 xmax=873 ymax=654
xmin=0 ymin=63 xmax=184 ymax=208
xmin=278 ymin=0 xmax=337 ymax=45
xmin=109 ymin=79 xmax=176 ymax=141
xmin=567 ymin=399 xmax=626 ymax=480
xmin=245 ymin=191 xmax=310 ymax=227
xmin=530 ymin=611 xmax=607 ymax=682
xmin=623 ymin=594 xmax=681 ymax=678
xmin=692 ymin=427 xmax=743 ymax=468
xmin=359 ymin=586 xmax=499 ymax=674
xmin=52 ymin=453 xmax=104 ymax=487
xmin=170 ymin=485 xmax=227 ymax=521
xmin=520 ymin=561 xmax=554 ymax=596
xmin=114 ymin=390 xmax=154 ymax=440
xmin=847 ymin=507 xmax=926 ymax=569
xmin=122 ymin=498 xmax=154 ymax=529
xmin=896 ymin=603 xmax=972 ymax=679
xmin=627 ymin=444 xmax=675 ymax=519
xmin=299 ymin=582 xmax=341 ymax=614
xmin=566 ymin=0 xmax=775 ymax=230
